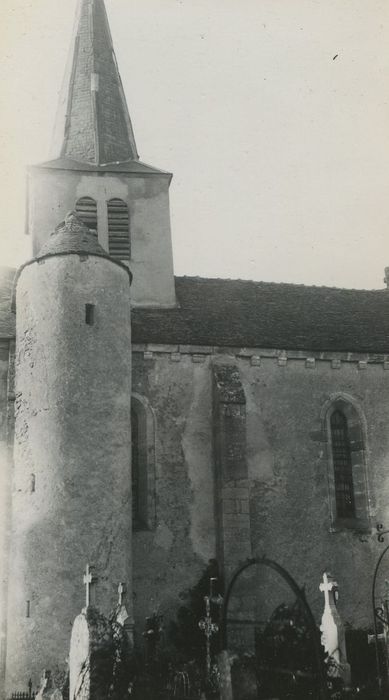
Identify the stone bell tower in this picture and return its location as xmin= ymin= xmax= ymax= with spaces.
xmin=5 ymin=213 xmax=133 ymax=692
xmin=26 ymin=0 xmax=176 ymax=308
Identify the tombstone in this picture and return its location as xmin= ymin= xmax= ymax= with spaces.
xmin=109 ymin=583 xmax=135 ymax=700
xmin=217 ymin=651 xmax=233 ymax=700
xmin=35 ymin=670 xmax=62 ymax=700
xmin=230 ymin=655 xmax=258 ymax=700
xmin=69 ymin=565 xmax=115 ymax=700
xmin=319 ymin=572 xmax=351 ymax=686
xmin=113 ymin=583 xmax=134 ymax=645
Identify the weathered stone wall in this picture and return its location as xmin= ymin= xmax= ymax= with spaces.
xmin=131 ymin=346 xmax=389 ymax=639
xmin=27 ymin=167 xmax=176 ymax=308
xmin=4 ymin=332 xmax=389 ymax=681
xmin=0 ymin=340 xmax=13 ymax=699
xmin=131 ymin=351 xmax=216 ymax=639
xmin=5 ymin=255 xmax=132 ymax=693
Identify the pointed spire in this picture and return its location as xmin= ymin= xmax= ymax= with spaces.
xmin=50 ymin=0 xmax=138 ymax=165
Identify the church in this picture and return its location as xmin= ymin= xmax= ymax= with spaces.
xmin=1 ymin=0 xmax=389 ymax=695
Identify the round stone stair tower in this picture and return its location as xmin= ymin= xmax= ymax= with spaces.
xmin=5 ymin=213 xmax=133 ymax=691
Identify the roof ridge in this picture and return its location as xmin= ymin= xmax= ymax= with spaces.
xmin=174 ymin=275 xmax=386 ymax=293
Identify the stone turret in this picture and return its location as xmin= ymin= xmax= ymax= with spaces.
xmin=5 ymin=213 xmax=133 ymax=692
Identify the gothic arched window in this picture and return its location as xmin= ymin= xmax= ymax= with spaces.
xmin=330 ymin=410 xmax=355 ymax=519
xmin=323 ymin=396 xmax=370 ymax=531
xmin=107 ymin=198 xmax=130 ymax=261
xmin=75 ymin=197 xmax=98 ymax=232
xmin=131 ymin=395 xmax=156 ymax=531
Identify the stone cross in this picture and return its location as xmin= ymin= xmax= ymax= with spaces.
xmin=319 ymin=572 xmax=350 ymax=685
xmin=83 ymin=564 xmax=97 ymax=608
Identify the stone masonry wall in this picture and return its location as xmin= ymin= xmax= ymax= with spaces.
xmin=131 ymin=346 xmax=389 ymax=641
xmin=0 ymin=340 xmax=13 ymax=699
xmin=5 ymin=255 xmax=132 ymax=692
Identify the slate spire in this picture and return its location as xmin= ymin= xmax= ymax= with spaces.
xmin=51 ymin=0 xmax=138 ymax=165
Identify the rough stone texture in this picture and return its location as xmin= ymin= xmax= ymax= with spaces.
xmin=0 ymin=268 xmax=16 ymax=339
xmin=51 ymin=0 xmax=137 ymax=165
xmin=131 ymin=353 xmax=216 ymax=637
xmin=212 ymin=363 xmax=254 ymax=652
xmin=212 ymin=364 xmax=251 ymax=573
xmin=0 ymin=339 xmax=12 ymax=699
xmin=5 ymin=254 xmax=132 ymax=692
xmin=130 ymin=351 xmax=389 ymax=642
xmin=3 ymin=323 xmax=389 ymax=684
xmin=27 ymin=167 xmax=175 ymax=308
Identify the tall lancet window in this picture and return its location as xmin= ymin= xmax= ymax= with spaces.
xmin=107 ymin=198 xmax=130 ymax=261
xmin=131 ymin=395 xmax=156 ymax=531
xmin=330 ymin=410 xmax=355 ymax=519
xmin=75 ymin=197 xmax=98 ymax=233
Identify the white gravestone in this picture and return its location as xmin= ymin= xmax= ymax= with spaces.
xmin=319 ymin=572 xmax=351 ymax=686
xmin=69 ymin=565 xmax=115 ymax=700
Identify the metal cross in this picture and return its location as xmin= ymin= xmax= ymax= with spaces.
xmin=83 ymin=564 xmax=97 ymax=608
xmin=369 ymin=583 xmax=389 ymax=671
xmin=198 ymin=579 xmax=219 ymax=682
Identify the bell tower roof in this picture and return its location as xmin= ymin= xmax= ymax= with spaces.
xmin=50 ymin=0 xmax=138 ymax=165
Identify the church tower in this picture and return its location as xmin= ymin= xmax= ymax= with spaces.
xmin=26 ymin=0 xmax=176 ymax=308
xmin=5 ymin=213 xmax=133 ymax=692
xmin=3 ymin=0 xmax=162 ymax=690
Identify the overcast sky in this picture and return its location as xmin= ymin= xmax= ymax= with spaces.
xmin=0 ymin=0 xmax=389 ymax=288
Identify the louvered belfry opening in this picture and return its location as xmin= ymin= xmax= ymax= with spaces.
xmin=330 ymin=410 xmax=355 ymax=518
xmin=108 ymin=198 xmax=130 ymax=261
xmin=75 ymin=197 xmax=98 ymax=234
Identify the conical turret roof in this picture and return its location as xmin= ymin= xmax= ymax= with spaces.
xmin=37 ymin=212 xmax=111 ymax=259
xmin=50 ymin=0 xmax=138 ymax=165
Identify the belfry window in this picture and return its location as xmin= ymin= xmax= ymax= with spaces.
xmin=330 ymin=410 xmax=355 ymax=519
xmin=75 ymin=197 xmax=98 ymax=233
xmin=107 ymin=198 xmax=130 ymax=261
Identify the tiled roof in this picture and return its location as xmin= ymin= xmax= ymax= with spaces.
xmin=0 ymin=267 xmax=16 ymax=339
xmin=50 ymin=0 xmax=138 ymax=165
xmin=38 ymin=212 xmax=113 ymax=260
xmin=2 ymin=271 xmax=389 ymax=353
xmin=33 ymin=158 xmax=171 ymax=178
xmin=132 ymin=276 xmax=389 ymax=354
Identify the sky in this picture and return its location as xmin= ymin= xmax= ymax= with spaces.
xmin=0 ymin=0 xmax=389 ymax=289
